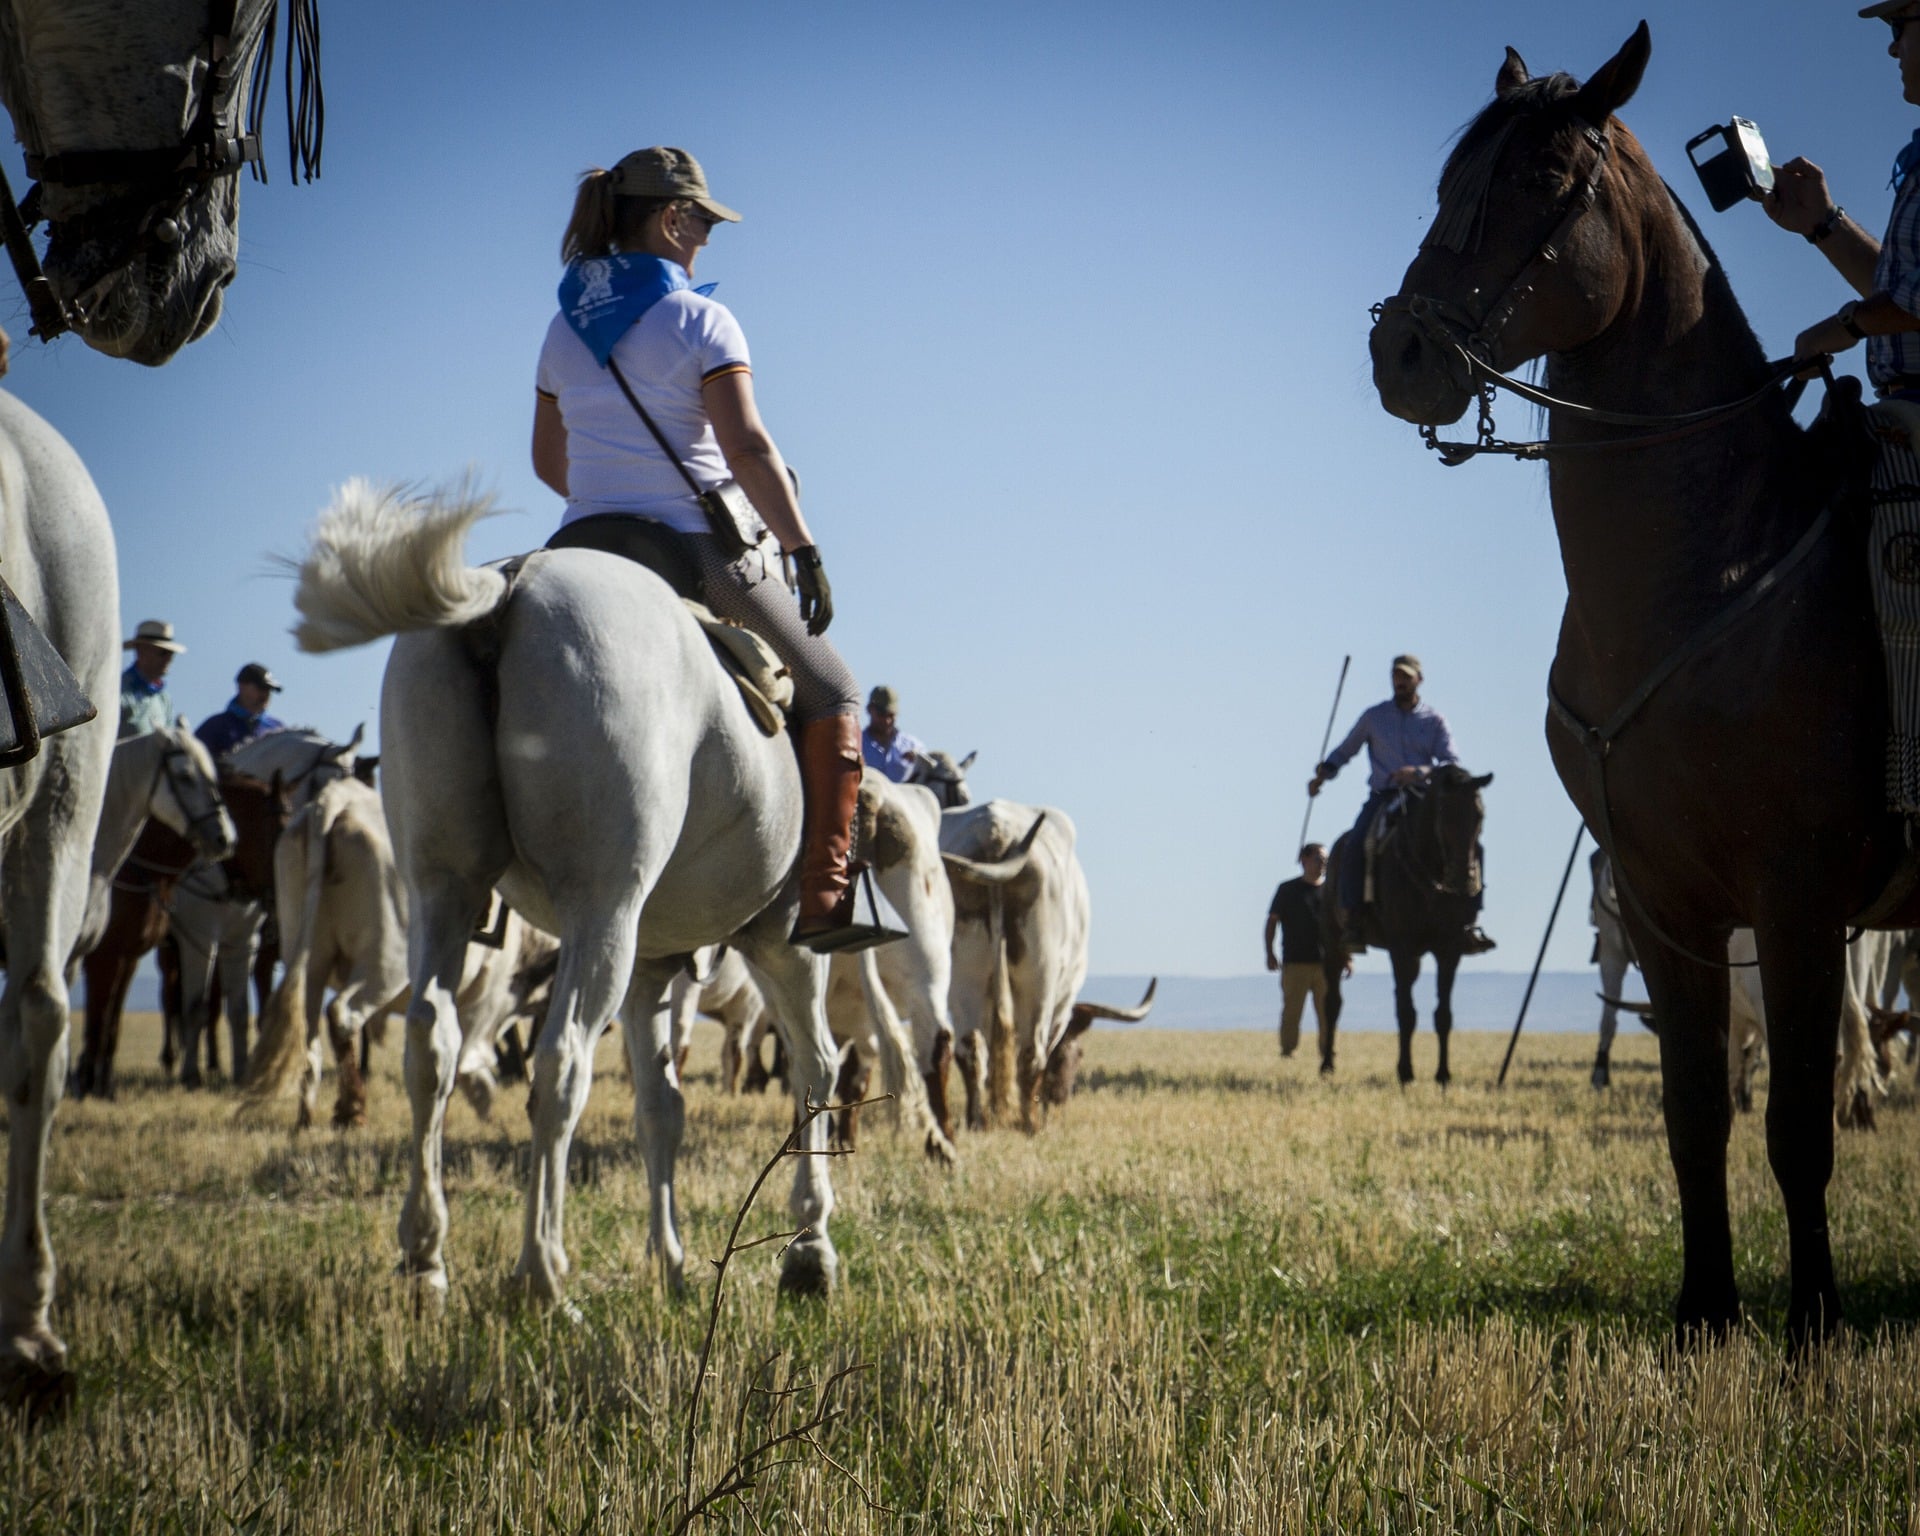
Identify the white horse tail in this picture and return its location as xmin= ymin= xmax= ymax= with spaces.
xmin=288 ymin=477 xmax=507 ymax=653
xmin=985 ymin=886 xmax=1016 ymax=1125
xmin=855 ymin=949 xmax=957 ymax=1165
xmin=240 ymin=794 xmax=336 ymax=1104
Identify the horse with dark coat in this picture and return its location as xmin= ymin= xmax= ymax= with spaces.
xmin=1369 ymin=24 xmax=1901 ymax=1345
xmin=1323 ymin=765 xmax=1491 ymax=1086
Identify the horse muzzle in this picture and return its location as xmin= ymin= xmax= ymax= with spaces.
xmin=1370 ymin=296 xmax=1477 ymax=427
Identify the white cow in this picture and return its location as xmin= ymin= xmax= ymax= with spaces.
xmin=242 ymin=777 xmax=559 ymax=1127
xmin=938 ymin=799 xmax=1095 ymax=1132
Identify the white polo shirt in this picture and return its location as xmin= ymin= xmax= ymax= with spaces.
xmin=535 ymin=288 xmax=751 ymax=534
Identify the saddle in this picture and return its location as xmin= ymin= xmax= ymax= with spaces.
xmin=534 ymin=520 xmax=795 ymax=737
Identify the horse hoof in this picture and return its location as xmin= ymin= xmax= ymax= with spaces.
xmin=181 ymin=1072 xmax=203 ymax=1091
xmin=924 ymin=1129 xmax=958 ymax=1168
xmin=0 ymin=1335 xmax=75 ymax=1421
xmin=778 ymin=1238 xmax=837 ymax=1300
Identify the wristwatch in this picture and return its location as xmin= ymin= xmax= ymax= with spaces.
xmin=1840 ymin=300 xmax=1867 ymax=341
xmin=1808 ymin=205 xmax=1847 ymax=245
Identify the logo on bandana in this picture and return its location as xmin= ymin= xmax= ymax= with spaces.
xmin=575 ymin=259 xmax=615 ymax=310
xmin=557 ymin=253 xmax=718 ymax=366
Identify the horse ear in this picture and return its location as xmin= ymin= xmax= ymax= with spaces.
xmin=1473 ymin=772 xmax=1494 ymax=789
xmin=958 ymin=750 xmax=978 ymax=771
xmin=1495 ymin=46 xmax=1530 ymax=99
xmin=1571 ymin=20 xmax=1651 ymax=125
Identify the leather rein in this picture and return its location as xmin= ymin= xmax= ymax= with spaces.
xmin=0 ymin=0 xmax=322 ymax=342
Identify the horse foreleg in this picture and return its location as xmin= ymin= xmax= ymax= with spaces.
xmin=1432 ymin=950 xmax=1459 ymax=1087
xmin=1638 ymin=937 xmax=1739 ymax=1342
xmin=1752 ymin=924 xmax=1847 ymax=1347
xmin=1390 ymin=948 xmax=1421 ymax=1086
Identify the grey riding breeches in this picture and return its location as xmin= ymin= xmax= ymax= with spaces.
xmin=684 ymin=534 xmax=860 ymax=723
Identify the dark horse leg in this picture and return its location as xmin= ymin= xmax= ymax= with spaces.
xmin=1637 ymin=938 xmax=1739 ymax=1341
xmin=1753 ymin=920 xmax=1847 ymax=1347
xmin=1431 ymin=948 xmax=1460 ymax=1087
xmin=1390 ymin=947 xmax=1422 ymax=1086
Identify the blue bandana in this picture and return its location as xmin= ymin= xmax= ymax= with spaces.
xmin=1893 ymin=129 xmax=1920 ymax=192
xmin=558 ymin=253 xmax=717 ymax=366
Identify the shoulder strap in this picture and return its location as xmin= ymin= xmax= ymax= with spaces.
xmin=605 ymin=356 xmax=706 ymax=499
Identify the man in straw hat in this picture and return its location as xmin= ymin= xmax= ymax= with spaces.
xmin=1307 ymin=654 xmax=1495 ymax=954
xmin=118 ymin=619 xmax=183 ymax=739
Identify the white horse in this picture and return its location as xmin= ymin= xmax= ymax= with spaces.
xmin=0 ymin=392 xmax=118 ymax=1409
xmin=0 ymin=0 xmax=317 ymax=363
xmin=224 ymin=724 xmax=366 ymax=812
xmin=288 ymin=480 xmax=846 ymax=1301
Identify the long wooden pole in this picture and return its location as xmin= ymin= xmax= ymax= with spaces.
xmin=1298 ymin=655 xmax=1351 ymax=853
xmin=1497 ymin=820 xmax=1587 ymax=1088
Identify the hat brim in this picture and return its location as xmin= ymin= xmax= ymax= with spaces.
xmin=125 ymin=637 xmax=184 ymax=653
xmin=1861 ymin=1 xmax=1920 ymax=19
xmin=691 ymin=196 xmax=741 ymax=223
xmin=1391 ymin=664 xmax=1421 ymax=677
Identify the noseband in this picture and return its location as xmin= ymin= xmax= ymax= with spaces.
xmin=0 ymin=0 xmax=323 ymax=342
xmin=1373 ymin=116 xmax=1813 ymax=464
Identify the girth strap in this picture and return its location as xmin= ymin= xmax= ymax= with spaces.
xmin=1548 ymin=504 xmax=1834 ymax=969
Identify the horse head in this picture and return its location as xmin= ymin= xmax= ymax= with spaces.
xmin=1370 ymin=22 xmax=1666 ymax=427
xmin=151 ymin=719 xmax=237 ymax=861
xmin=0 ymin=0 xmax=317 ymax=364
xmin=1423 ymin=764 xmax=1491 ymax=897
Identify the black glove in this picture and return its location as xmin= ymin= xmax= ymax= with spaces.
xmin=791 ymin=545 xmax=833 ymax=636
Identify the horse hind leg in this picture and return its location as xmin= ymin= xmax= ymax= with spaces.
xmin=618 ymin=964 xmax=688 ymax=1294
xmin=397 ymin=877 xmax=499 ymax=1300
xmin=514 ymin=903 xmax=645 ymax=1305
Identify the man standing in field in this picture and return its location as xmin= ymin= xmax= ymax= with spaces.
xmin=1265 ymin=842 xmax=1345 ymax=1072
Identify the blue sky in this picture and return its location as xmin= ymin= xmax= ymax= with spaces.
xmin=5 ymin=3 xmax=1908 ymax=977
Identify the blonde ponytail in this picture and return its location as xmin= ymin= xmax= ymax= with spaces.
xmin=560 ymin=167 xmax=674 ymax=264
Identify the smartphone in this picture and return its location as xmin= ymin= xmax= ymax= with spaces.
xmin=1687 ymin=118 xmax=1775 ymax=213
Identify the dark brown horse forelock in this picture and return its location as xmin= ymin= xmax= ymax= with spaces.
xmin=1425 ymin=73 xmax=1579 ymax=255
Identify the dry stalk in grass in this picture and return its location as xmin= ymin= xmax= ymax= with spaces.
xmin=670 ymin=1091 xmax=895 ymax=1535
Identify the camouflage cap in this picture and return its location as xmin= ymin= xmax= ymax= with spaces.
xmin=609 ymin=147 xmax=741 ymax=222
xmin=868 ymin=684 xmax=899 ymax=713
xmin=1391 ymin=654 xmax=1423 ymax=678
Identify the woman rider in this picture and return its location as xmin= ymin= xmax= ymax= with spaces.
xmin=531 ymin=146 xmax=869 ymax=951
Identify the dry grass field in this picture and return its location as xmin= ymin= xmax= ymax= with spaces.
xmin=6 ymin=1013 xmax=1920 ymax=1534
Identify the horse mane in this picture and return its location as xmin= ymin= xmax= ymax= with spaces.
xmin=1428 ymin=73 xmax=1578 ymax=254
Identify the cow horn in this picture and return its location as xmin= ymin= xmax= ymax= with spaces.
xmin=1596 ymin=992 xmax=1655 ymax=1018
xmin=941 ymin=811 xmax=1048 ymax=885
xmin=1070 ymin=977 xmax=1157 ymax=1023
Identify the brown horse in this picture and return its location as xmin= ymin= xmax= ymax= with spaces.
xmin=71 ymin=819 xmax=199 ymax=1098
xmin=1369 ymin=23 xmax=1900 ymax=1345
xmin=1323 ymin=767 xmax=1492 ymax=1088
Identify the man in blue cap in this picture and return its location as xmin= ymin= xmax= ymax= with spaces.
xmin=196 ymin=662 xmax=286 ymax=761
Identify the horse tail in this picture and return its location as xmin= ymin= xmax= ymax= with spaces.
xmin=287 ymin=477 xmax=507 ymax=653
xmin=239 ymin=791 xmax=335 ymax=1104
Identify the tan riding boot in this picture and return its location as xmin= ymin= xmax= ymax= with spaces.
xmin=789 ymin=712 xmax=907 ymax=953
xmin=789 ymin=712 xmax=864 ymax=948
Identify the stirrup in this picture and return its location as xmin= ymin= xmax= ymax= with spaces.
xmin=790 ymin=865 xmax=908 ymax=954
xmin=0 ymin=571 xmax=95 ymax=767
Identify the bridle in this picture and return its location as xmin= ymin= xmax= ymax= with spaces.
xmin=0 ymin=0 xmax=323 ymax=342
xmin=1379 ymin=780 xmax=1483 ymax=900
xmin=1372 ymin=114 xmax=1817 ymax=465
xmin=152 ymin=736 xmax=231 ymax=855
